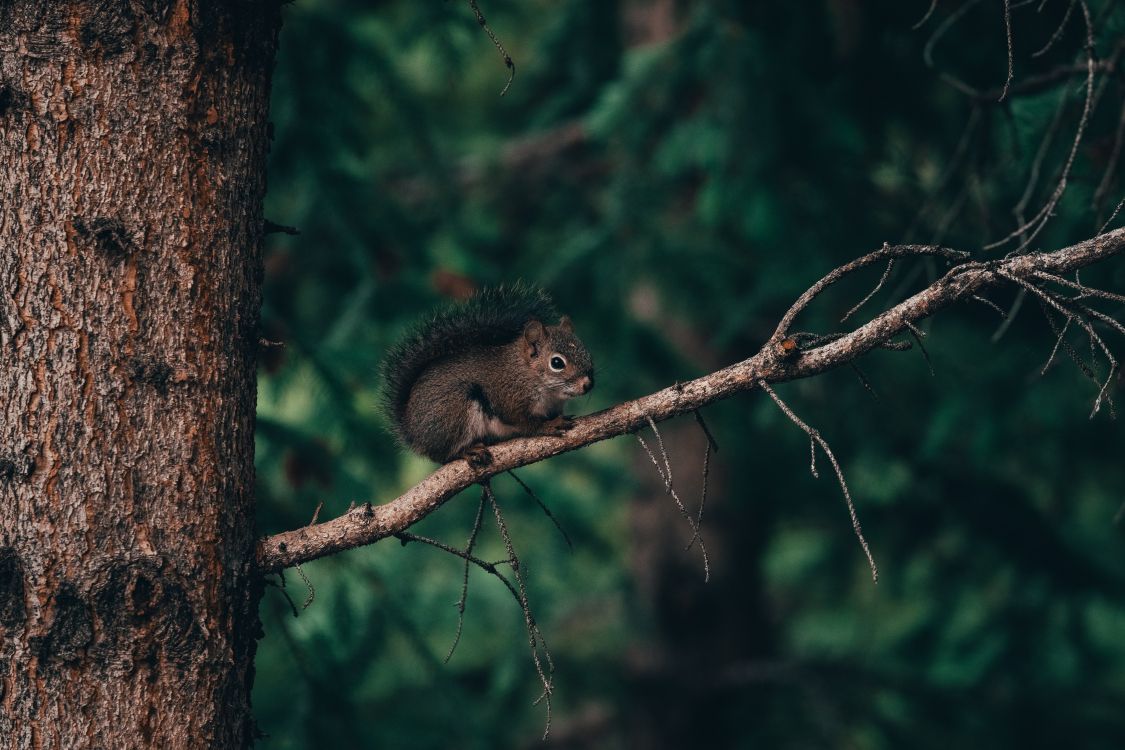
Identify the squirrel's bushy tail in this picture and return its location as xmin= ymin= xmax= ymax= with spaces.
xmin=380 ymin=283 xmax=559 ymax=428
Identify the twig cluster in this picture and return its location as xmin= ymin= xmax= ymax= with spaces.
xmin=393 ymin=483 xmax=556 ymax=736
xmin=916 ymin=0 xmax=1125 ymax=259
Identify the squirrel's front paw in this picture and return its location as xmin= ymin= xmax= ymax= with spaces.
xmin=542 ymin=415 xmax=575 ymax=436
xmin=462 ymin=443 xmax=494 ymax=468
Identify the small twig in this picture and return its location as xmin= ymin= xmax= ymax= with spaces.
xmin=263 ymin=219 xmax=300 ymax=236
xmin=394 ymin=531 xmax=510 ymax=581
xmin=466 ymin=0 xmax=516 ymax=96
xmin=1033 ymin=270 xmax=1125 ymax=305
xmin=1005 ymin=271 xmax=1117 ymax=416
xmin=1093 ymin=100 xmax=1125 ymax=217
xmin=637 ymin=416 xmax=711 ymax=581
xmin=970 ymin=294 xmax=1009 ymax=318
xmin=483 ymin=483 xmax=554 ymax=739
xmin=1100 ymin=194 xmax=1125 ymax=233
xmin=1000 ymin=0 xmax=1015 ymax=101
xmin=842 ymin=259 xmax=896 ymax=323
xmin=685 ymin=409 xmax=718 ymax=552
xmin=291 ymin=503 xmax=323 ymax=609
xmin=295 ymin=563 xmax=315 ymax=610
xmin=445 ymin=492 xmax=487 ymax=663
xmin=849 ymin=362 xmax=880 ymax=400
xmin=879 ymin=340 xmax=916 ymax=352
xmin=507 ymin=470 xmax=573 ymax=550
xmin=1041 ymin=316 xmax=1073 ymax=373
xmin=1032 ymin=0 xmax=1077 ymax=57
xmin=992 ymin=287 xmax=1028 ymax=342
xmin=808 ymin=434 xmax=819 ymax=479
xmin=1037 ymin=298 xmax=1098 ymax=381
xmin=646 ymin=414 xmax=675 ymax=494
xmin=264 ymin=576 xmax=301 ymax=619
xmin=759 ymin=381 xmax=879 ymax=584
xmin=684 ymin=439 xmax=712 ymax=554
xmin=1016 ymin=87 xmax=1069 ymax=220
xmin=986 ymin=1 xmax=1096 ymax=254
xmin=905 ymin=321 xmax=935 ymax=375
xmin=693 ymin=409 xmax=721 ymax=453
xmin=774 ymin=244 xmax=969 ymax=340
xmin=912 ymin=0 xmax=939 ymax=30
xmin=1079 ymin=303 xmax=1125 ymax=338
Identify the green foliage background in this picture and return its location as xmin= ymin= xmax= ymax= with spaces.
xmin=252 ymin=1 xmax=1125 ymax=747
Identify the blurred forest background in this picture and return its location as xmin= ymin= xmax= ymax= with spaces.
xmin=251 ymin=1 xmax=1125 ymax=747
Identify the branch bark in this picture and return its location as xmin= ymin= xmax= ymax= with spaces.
xmin=257 ymin=227 xmax=1125 ymax=574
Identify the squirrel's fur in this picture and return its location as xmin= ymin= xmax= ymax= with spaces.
xmin=380 ymin=284 xmax=594 ymax=464
xmin=381 ymin=284 xmax=558 ymax=425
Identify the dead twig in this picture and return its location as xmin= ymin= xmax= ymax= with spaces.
xmin=970 ymin=294 xmax=1009 ymax=318
xmin=636 ymin=415 xmax=711 ymax=581
xmin=849 ymin=362 xmax=881 ymax=400
xmin=483 ymin=483 xmax=555 ymax=739
xmin=773 ymin=244 xmax=970 ymax=340
xmin=985 ymin=1 xmax=1096 ymax=254
xmin=685 ymin=410 xmax=719 ymax=553
xmin=842 ymin=259 xmax=896 ymax=323
xmin=1094 ymin=100 xmax=1125 ymax=221
xmin=758 ymin=381 xmax=879 ymax=584
xmin=1003 ymin=270 xmax=1117 ymax=416
xmin=1000 ymin=0 xmax=1015 ymax=101
xmin=905 ymin=321 xmax=935 ymax=375
xmin=507 ymin=470 xmax=573 ymax=550
xmin=445 ymin=491 xmax=487 ymax=663
xmin=912 ymin=0 xmax=939 ymax=30
xmin=1033 ymin=0 xmax=1078 ymax=58
xmin=466 ymin=0 xmax=516 ymax=96
xmin=264 ymin=575 xmax=301 ymax=619
xmin=263 ymin=219 xmax=300 ymax=236
xmin=693 ymin=409 xmax=721 ymax=453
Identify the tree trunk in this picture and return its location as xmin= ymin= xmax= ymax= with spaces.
xmin=0 ymin=2 xmax=278 ymax=747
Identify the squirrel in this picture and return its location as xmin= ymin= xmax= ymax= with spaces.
xmin=381 ymin=285 xmax=595 ymax=466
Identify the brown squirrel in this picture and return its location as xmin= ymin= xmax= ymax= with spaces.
xmin=381 ymin=285 xmax=595 ymax=465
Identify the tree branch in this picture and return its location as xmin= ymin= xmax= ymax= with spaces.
xmin=256 ymin=227 xmax=1125 ymax=574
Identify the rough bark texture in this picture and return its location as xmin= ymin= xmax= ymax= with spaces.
xmin=258 ymin=227 xmax=1125 ymax=573
xmin=0 ymin=2 xmax=278 ymax=747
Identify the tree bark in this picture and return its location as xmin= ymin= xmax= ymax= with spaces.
xmin=0 ymin=2 xmax=278 ymax=747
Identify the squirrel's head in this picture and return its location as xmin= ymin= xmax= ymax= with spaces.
xmin=520 ymin=316 xmax=595 ymax=403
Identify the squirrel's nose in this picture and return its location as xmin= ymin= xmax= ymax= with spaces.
xmin=578 ymin=374 xmax=594 ymax=394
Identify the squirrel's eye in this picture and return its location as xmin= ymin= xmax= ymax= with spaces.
xmin=549 ymin=355 xmax=566 ymax=371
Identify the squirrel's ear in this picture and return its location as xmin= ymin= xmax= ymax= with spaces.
xmin=558 ymin=315 xmax=574 ymax=333
xmin=523 ymin=320 xmax=545 ymax=342
xmin=523 ymin=320 xmax=545 ymax=358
